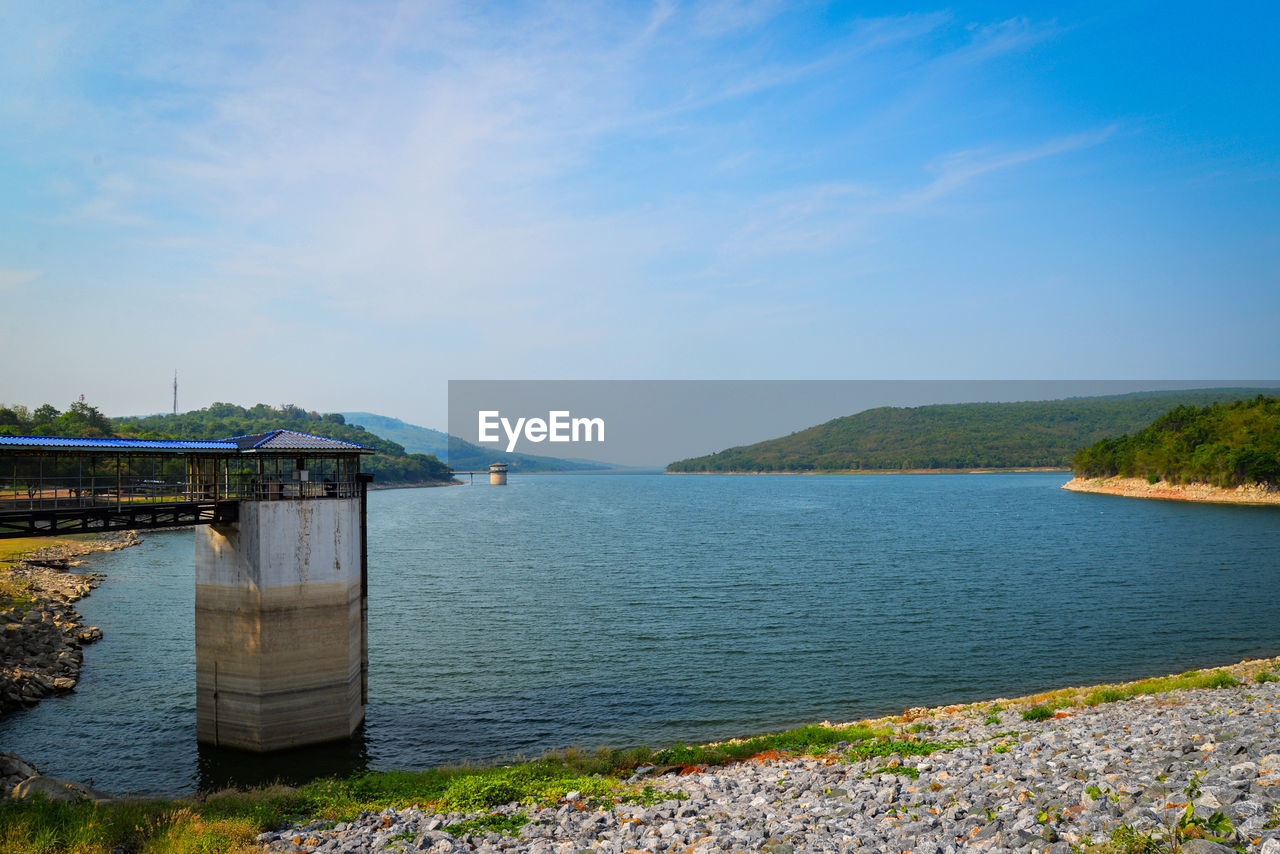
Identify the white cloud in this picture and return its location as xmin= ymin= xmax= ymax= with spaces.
xmin=2 ymin=2 xmax=1160 ymax=419
xmin=895 ymin=126 xmax=1119 ymax=211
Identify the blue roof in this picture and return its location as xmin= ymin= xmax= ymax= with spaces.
xmin=0 ymin=435 xmax=236 ymax=451
xmin=0 ymin=430 xmax=370 ymax=453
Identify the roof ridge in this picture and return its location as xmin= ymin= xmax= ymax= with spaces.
xmin=0 ymin=430 xmax=370 ymax=453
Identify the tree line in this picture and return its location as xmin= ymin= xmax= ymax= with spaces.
xmin=0 ymin=401 xmax=454 ymax=485
xmin=1071 ymin=395 xmax=1280 ymax=487
xmin=666 ymin=389 xmax=1280 ymax=473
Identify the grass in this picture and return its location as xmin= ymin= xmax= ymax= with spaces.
xmin=0 ymin=536 xmax=100 ymax=614
xmin=0 ymin=721 xmax=950 ymax=854
xmin=441 ymin=812 xmax=529 ymax=837
xmin=1073 ymin=824 xmax=1170 ymax=854
xmin=3 ymin=640 xmax=1274 ymax=854
xmin=968 ymin=662 xmax=1259 ymax=723
xmin=651 ymin=723 xmax=884 ymax=767
xmin=0 ymin=536 xmax=98 ymax=570
xmin=1081 ymin=671 xmax=1239 ymax=706
xmin=844 ymin=736 xmax=961 ymax=762
xmin=0 ymin=538 xmax=48 ymax=614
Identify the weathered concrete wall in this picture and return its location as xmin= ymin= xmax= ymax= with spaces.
xmin=195 ymin=499 xmax=364 ymax=751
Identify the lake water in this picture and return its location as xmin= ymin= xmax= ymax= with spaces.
xmin=2 ymin=473 xmax=1278 ymax=795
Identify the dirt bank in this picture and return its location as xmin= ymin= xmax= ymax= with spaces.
xmin=1062 ymin=476 xmax=1280 ymax=505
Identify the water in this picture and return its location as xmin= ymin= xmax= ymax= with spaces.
xmin=2 ymin=473 xmax=1278 ymax=795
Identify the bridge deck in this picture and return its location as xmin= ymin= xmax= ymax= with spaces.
xmin=0 ymin=500 xmax=239 ymax=539
xmin=0 ymin=430 xmax=372 ymax=539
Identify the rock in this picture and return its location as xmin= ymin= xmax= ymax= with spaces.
xmin=12 ymin=775 xmax=112 ymax=803
xmin=1178 ymin=840 xmax=1236 ymax=854
xmin=0 ymin=753 xmax=38 ymax=779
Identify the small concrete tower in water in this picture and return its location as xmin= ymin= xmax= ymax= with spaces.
xmin=195 ymin=431 xmax=373 ymax=751
xmin=489 ymin=462 xmax=508 ymax=485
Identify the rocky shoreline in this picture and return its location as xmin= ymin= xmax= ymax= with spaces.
xmin=0 ymin=531 xmax=136 ymax=715
xmin=255 ymin=660 xmax=1280 ymax=854
xmin=0 ymin=531 xmax=141 ymax=804
xmin=1062 ymin=476 xmax=1280 ymax=506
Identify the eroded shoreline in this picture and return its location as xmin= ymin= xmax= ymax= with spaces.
xmin=0 ymin=531 xmax=137 ymax=716
xmin=1062 ymin=476 xmax=1280 ymax=506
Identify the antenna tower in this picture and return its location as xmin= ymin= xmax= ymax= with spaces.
xmin=173 ymin=371 xmax=178 ymax=415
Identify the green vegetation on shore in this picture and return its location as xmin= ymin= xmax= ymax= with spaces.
xmin=0 ymin=401 xmax=452 ymax=486
xmin=666 ymin=388 xmax=1278 ymax=473
xmin=1072 ymin=395 xmax=1280 ymax=487
xmin=3 ymin=659 xmax=1275 ymax=854
xmin=0 ymin=537 xmax=97 ymax=616
xmin=0 ymin=723 xmax=907 ymax=854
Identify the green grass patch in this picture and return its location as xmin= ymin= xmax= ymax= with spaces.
xmin=0 ymin=764 xmax=629 ymax=854
xmin=1073 ymin=824 xmax=1169 ymax=854
xmin=1022 ymin=705 xmax=1054 ymax=722
xmin=0 ymin=538 xmax=48 ymax=570
xmin=0 ymin=795 xmax=283 ymax=854
xmin=652 ymin=723 xmax=883 ymax=766
xmin=441 ymin=812 xmax=528 ymax=837
xmin=1084 ymin=688 xmax=1128 ymax=706
xmin=844 ymin=736 xmax=963 ymax=762
xmin=441 ymin=765 xmax=621 ymax=811
xmin=1082 ymin=670 xmax=1239 ymax=707
xmin=0 ymin=536 xmax=99 ymax=614
xmin=1255 ymin=670 xmax=1278 ymax=684
xmin=296 ymin=769 xmax=452 ymax=819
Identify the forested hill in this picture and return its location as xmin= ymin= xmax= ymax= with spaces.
xmin=113 ymin=403 xmax=453 ymax=484
xmin=1072 ymin=396 xmax=1280 ymax=487
xmin=666 ymin=388 xmax=1280 ymax=473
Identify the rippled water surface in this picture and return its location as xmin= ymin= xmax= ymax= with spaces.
xmin=2 ymin=473 xmax=1278 ymax=794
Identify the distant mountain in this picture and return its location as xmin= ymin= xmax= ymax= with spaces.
xmin=667 ymin=387 xmax=1280 ymax=473
xmin=339 ymin=412 xmax=451 ymax=457
xmin=340 ymin=412 xmax=613 ymax=472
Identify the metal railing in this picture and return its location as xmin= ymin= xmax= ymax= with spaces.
xmin=0 ymin=474 xmax=362 ymax=512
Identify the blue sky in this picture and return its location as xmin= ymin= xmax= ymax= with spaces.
xmin=2 ymin=1 xmax=1277 ymax=429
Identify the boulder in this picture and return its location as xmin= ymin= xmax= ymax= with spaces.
xmin=0 ymin=753 xmax=38 ymax=779
xmin=12 ymin=775 xmax=112 ymax=803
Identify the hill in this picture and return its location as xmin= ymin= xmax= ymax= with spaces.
xmin=1072 ymin=395 xmax=1280 ymax=487
xmin=666 ymin=388 xmax=1280 ymax=473
xmin=340 ymin=412 xmax=612 ymax=472
xmin=112 ymin=403 xmax=453 ymax=485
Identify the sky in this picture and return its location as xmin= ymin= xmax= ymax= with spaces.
xmin=2 ymin=1 xmax=1277 ymax=430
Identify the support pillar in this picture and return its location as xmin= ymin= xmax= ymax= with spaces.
xmin=195 ymin=498 xmax=365 ymax=751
